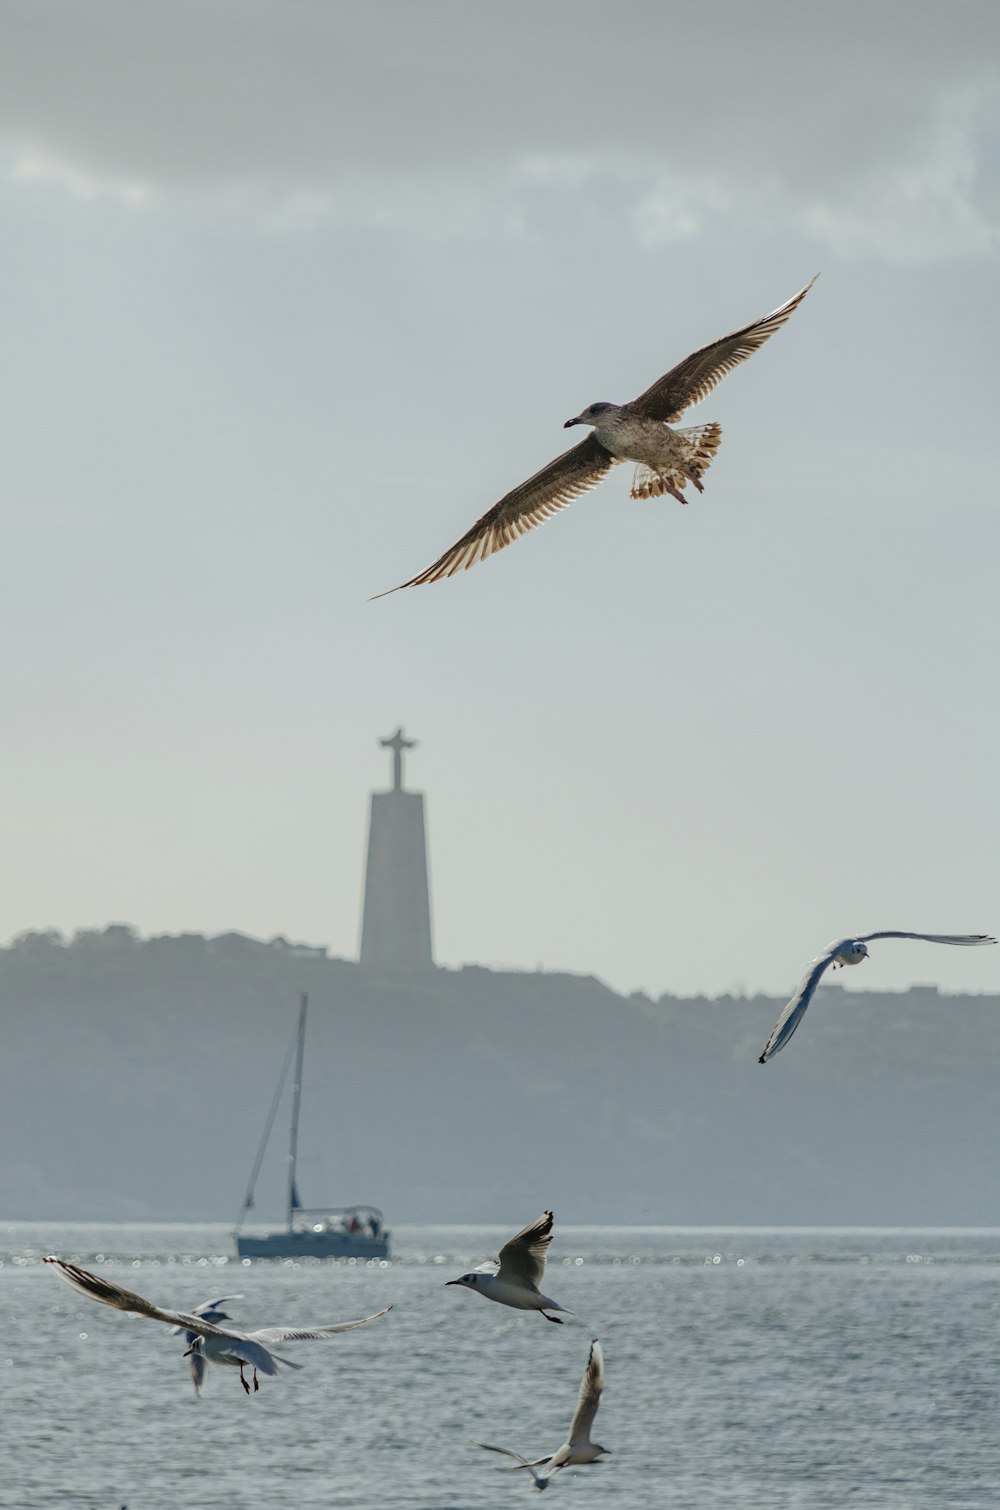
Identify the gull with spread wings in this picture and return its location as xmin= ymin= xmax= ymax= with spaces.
xmin=478 ymin=1338 xmax=610 ymax=1490
xmin=376 ymin=277 xmax=815 ymax=594
xmin=46 ymin=1256 xmax=391 ymax=1394
xmin=446 ymin=1210 xmax=570 ymax=1322
xmin=758 ymin=932 xmax=996 ymax=1064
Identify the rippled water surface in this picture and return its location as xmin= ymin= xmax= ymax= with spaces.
xmin=3 ymin=1223 xmax=1000 ymax=1508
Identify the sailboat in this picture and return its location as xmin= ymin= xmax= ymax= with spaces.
xmin=234 ymin=992 xmax=390 ymax=1260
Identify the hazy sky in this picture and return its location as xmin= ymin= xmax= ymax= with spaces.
xmin=2 ymin=1 xmax=998 ymax=998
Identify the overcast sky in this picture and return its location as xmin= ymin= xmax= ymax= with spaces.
xmin=1 ymin=1 xmax=998 ymax=998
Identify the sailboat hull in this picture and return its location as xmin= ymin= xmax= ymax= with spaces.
xmin=236 ymin=1228 xmax=390 ymax=1260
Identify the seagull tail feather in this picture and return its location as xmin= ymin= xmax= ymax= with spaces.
xmin=630 ymin=422 xmax=723 ymax=501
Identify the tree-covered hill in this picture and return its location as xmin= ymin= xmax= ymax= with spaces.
xmin=2 ymin=926 xmax=997 ymax=1225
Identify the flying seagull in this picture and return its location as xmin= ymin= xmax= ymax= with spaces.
xmin=478 ymin=1337 xmax=610 ymax=1490
xmin=375 ymin=277 xmax=816 ymax=594
xmin=169 ymin=1294 xmax=244 ymax=1396
xmin=758 ymin=932 xmax=997 ymax=1064
xmin=446 ymin=1210 xmax=570 ymax=1322
xmin=46 ymin=1256 xmax=392 ymax=1394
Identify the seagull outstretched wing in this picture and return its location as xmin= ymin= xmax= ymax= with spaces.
xmin=45 ymin=1258 xmax=229 ymax=1336
xmin=374 ymin=435 xmax=614 ymax=595
xmin=630 ymin=277 xmax=817 ymax=423
xmin=497 ymin=1210 xmax=555 ymax=1290
xmin=568 ymin=1339 xmax=605 ymax=1447
xmin=476 ymin=1443 xmax=550 ymax=1488
xmin=758 ymin=944 xmax=843 ymax=1064
xmin=247 ymin=1309 xmax=393 ymax=1344
xmin=856 ymin=931 xmax=995 ymax=948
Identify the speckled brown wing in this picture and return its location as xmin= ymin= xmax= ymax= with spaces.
xmin=630 ymin=276 xmax=817 ymax=424
xmin=373 ymin=433 xmax=615 ymax=595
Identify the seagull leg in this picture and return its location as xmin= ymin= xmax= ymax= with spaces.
xmin=253 ymin=1369 xmax=259 ymax=1392
xmin=239 ymin=1365 xmax=251 ymax=1394
xmin=661 ymin=478 xmax=689 ymax=506
xmin=541 ymin=1311 xmax=563 ymax=1324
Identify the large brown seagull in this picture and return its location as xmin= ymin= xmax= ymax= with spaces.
xmin=375 ymin=277 xmax=816 ymax=596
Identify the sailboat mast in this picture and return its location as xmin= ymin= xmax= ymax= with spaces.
xmin=233 ymin=1007 xmax=299 ymax=1235
xmin=286 ymin=991 xmax=307 ymax=1231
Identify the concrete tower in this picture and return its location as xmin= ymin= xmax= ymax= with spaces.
xmin=359 ymin=727 xmax=434 ymax=969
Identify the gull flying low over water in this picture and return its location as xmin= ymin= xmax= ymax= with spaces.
xmin=478 ymin=1337 xmax=610 ymax=1490
xmin=375 ymin=277 xmax=815 ymax=594
xmin=45 ymin=1257 xmax=391 ymax=1394
xmin=446 ymin=1210 xmax=570 ymax=1322
xmin=758 ymin=932 xmax=997 ymax=1064
xmin=169 ymin=1293 xmax=243 ymax=1395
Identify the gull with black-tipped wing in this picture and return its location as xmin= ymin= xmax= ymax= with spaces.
xmin=446 ymin=1211 xmax=570 ymax=1322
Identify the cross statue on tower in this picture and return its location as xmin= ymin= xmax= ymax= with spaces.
xmin=360 ymin=724 xmax=433 ymax=967
xmin=379 ymin=726 xmax=417 ymax=793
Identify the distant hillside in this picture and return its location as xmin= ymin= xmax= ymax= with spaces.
xmin=2 ymin=926 xmax=998 ymax=1225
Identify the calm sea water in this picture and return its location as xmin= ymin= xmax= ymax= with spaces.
xmin=2 ymin=1223 xmax=999 ymax=1509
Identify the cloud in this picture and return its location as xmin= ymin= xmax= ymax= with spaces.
xmin=628 ymin=84 xmax=1000 ymax=263
xmin=801 ymin=87 xmax=999 ymax=262
xmin=11 ymin=148 xmax=153 ymax=206
xmin=1 ymin=1 xmax=998 ymax=261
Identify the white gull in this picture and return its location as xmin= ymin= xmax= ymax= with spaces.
xmin=478 ymin=1337 xmax=610 ymax=1490
xmin=759 ymin=931 xmax=996 ymax=1064
xmin=446 ymin=1210 xmax=570 ymax=1322
xmin=46 ymin=1256 xmax=391 ymax=1394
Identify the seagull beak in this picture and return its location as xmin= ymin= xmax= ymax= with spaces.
xmin=444 ymin=1279 xmax=461 ymax=1286
xmin=563 ymin=417 xmax=580 ymax=428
